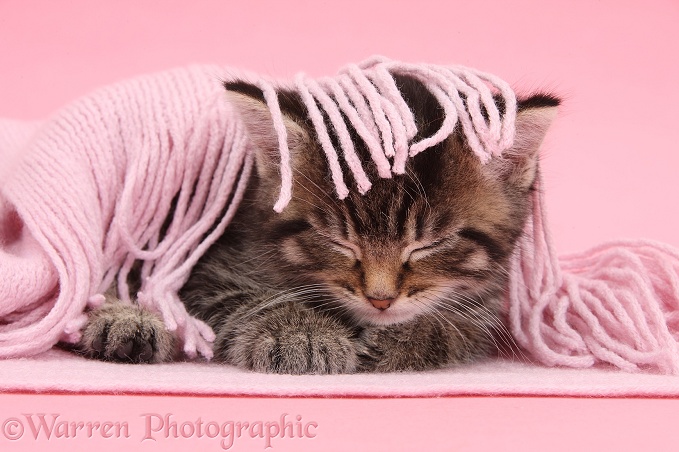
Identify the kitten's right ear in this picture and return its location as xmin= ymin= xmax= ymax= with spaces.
xmin=224 ymin=81 xmax=309 ymax=178
xmin=490 ymin=94 xmax=560 ymax=190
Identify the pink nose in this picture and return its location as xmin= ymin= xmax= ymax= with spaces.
xmin=368 ymin=298 xmax=395 ymax=310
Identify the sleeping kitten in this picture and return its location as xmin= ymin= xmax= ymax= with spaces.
xmin=79 ymin=75 xmax=558 ymax=374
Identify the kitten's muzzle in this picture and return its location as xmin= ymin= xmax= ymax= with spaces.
xmin=367 ymin=297 xmax=395 ymax=310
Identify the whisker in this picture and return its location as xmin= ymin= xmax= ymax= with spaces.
xmin=238 ymin=284 xmax=329 ymax=320
xmin=411 ymin=297 xmax=474 ymax=361
xmin=291 ymin=195 xmax=330 ymax=214
xmin=293 ymin=168 xmax=341 ymax=211
xmin=404 ymin=166 xmax=431 ymax=214
xmin=431 ymin=292 xmax=532 ymax=364
xmin=228 ymin=248 xmax=278 ymax=269
xmin=419 ymin=293 xmax=502 ymax=357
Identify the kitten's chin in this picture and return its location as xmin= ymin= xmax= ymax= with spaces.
xmin=352 ymin=304 xmax=421 ymax=327
xmin=362 ymin=312 xmax=416 ymax=326
xmin=331 ymin=290 xmax=425 ymax=326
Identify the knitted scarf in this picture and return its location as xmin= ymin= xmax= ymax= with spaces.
xmin=1 ymin=57 xmax=678 ymax=373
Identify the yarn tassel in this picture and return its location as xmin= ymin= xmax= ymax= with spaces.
xmin=509 ymin=178 xmax=679 ymax=374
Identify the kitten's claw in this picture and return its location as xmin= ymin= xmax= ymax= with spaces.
xmin=115 ymin=340 xmax=135 ymax=360
xmin=80 ymin=303 xmax=175 ymax=364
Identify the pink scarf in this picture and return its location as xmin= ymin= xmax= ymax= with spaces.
xmin=2 ymin=58 xmax=678 ymax=373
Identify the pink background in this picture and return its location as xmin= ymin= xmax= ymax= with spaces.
xmin=3 ymin=393 xmax=679 ymax=452
xmin=1 ymin=0 xmax=678 ymax=450
xmin=2 ymin=0 xmax=678 ymax=254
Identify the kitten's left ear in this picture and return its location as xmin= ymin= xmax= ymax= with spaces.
xmin=224 ymin=81 xmax=309 ymax=180
xmin=495 ymin=95 xmax=560 ymax=190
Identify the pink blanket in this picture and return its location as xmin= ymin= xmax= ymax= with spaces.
xmin=2 ymin=349 xmax=679 ymax=397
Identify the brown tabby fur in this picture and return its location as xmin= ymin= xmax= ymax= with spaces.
xmin=79 ymin=74 xmax=558 ymax=374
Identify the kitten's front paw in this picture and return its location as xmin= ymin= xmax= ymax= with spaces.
xmin=80 ymin=303 xmax=175 ymax=363
xmin=358 ymin=320 xmax=451 ymax=372
xmin=218 ymin=304 xmax=358 ymax=375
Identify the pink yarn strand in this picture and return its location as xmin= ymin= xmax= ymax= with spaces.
xmin=321 ymin=78 xmax=392 ymax=179
xmin=510 ymin=178 xmax=679 ymax=374
xmin=344 ymin=64 xmax=397 ymax=159
xmin=303 ymin=77 xmax=372 ymax=194
xmin=259 ymin=81 xmax=293 ymax=213
xmin=294 ymin=74 xmax=350 ymax=200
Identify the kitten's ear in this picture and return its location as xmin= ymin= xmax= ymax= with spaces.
xmin=224 ymin=81 xmax=309 ymax=178
xmin=496 ymin=95 xmax=559 ymax=190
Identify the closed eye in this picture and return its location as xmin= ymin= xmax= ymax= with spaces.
xmin=402 ymin=239 xmax=452 ymax=263
xmin=329 ymin=239 xmax=362 ymax=261
xmin=310 ymin=222 xmax=362 ymax=261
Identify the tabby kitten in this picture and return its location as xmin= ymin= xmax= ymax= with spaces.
xmin=79 ymin=75 xmax=558 ymax=374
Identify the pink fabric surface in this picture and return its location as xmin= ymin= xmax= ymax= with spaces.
xmin=1 ymin=350 xmax=678 ymax=397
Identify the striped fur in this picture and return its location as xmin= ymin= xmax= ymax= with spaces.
xmin=82 ymin=75 xmax=558 ymax=373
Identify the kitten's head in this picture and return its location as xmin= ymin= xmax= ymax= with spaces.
xmin=226 ymin=75 xmax=558 ymax=326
